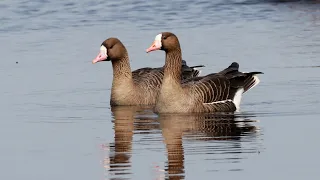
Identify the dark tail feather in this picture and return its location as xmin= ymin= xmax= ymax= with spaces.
xmin=182 ymin=60 xmax=205 ymax=69
xmin=182 ymin=60 xmax=187 ymax=66
xmin=188 ymin=67 xmax=202 ymax=77
xmin=227 ymin=71 xmax=263 ymax=99
xmin=243 ymin=72 xmax=263 ymax=92
xmin=181 ymin=59 xmax=205 ymax=78
xmin=189 ymin=65 xmax=205 ymax=77
xmin=190 ymin=65 xmax=205 ymax=69
xmin=218 ymin=62 xmax=240 ymax=75
xmin=220 ymin=62 xmax=263 ymax=93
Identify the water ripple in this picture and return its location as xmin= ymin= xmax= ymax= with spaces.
xmin=1 ymin=0 xmax=319 ymax=32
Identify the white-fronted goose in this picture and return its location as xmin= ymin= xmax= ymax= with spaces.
xmin=92 ymin=37 xmax=204 ymax=106
xmin=146 ymin=32 xmax=263 ymax=113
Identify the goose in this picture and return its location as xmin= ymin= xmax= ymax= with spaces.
xmin=146 ymin=32 xmax=263 ymax=113
xmin=92 ymin=37 xmax=204 ymax=106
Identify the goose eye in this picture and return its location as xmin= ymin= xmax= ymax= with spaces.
xmin=163 ymin=36 xmax=167 ymax=40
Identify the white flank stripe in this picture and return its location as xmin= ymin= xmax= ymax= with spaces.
xmin=204 ymin=99 xmax=233 ymax=105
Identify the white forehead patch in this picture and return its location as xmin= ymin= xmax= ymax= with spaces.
xmin=155 ymin=34 xmax=162 ymax=41
xmin=100 ymin=45 xmax=107 ymax=56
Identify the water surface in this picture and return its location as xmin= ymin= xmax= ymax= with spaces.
xmin=0 ymin=0 xmax=319 ymax=179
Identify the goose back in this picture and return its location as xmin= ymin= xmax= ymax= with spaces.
xmin=182 ymin=68 xmax=262 ymax=112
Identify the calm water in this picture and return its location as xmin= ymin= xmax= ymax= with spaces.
xmin=0 ymin=0 xmax=320 ymax=179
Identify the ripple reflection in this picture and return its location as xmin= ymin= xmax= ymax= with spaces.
xmin=102 ymin=106 xmax=262 ymax=180
xmin=159 ymin=113 xmax=260 ymax=179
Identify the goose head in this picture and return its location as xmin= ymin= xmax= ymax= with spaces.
xmin=146 ymin=32 xmax=180 ymax=53
xmin=92 ymin=38 xmax=127 ymax=64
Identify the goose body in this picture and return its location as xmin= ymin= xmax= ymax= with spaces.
xmin=92 ymin=37 xmax=204 ymax=106
xmin=146 ymin=32 xmax=263 ymax=113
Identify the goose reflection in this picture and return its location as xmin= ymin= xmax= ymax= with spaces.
xmin=103 ymin=106 xmax=260 ymax=180
xmin=105 ymin=105 xmax=156 ymax=180
xmin=159 ymin=113 xmax=259 ymax=180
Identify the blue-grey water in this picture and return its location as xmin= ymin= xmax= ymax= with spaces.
xmin=1 ymin=0 xmax=320 ymax=179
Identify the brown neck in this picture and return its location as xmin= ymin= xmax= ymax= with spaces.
xmin=163 ymin=48 xmax=182 ymax=85
xmin=111 ymin=52 xmax=133 ymax=85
